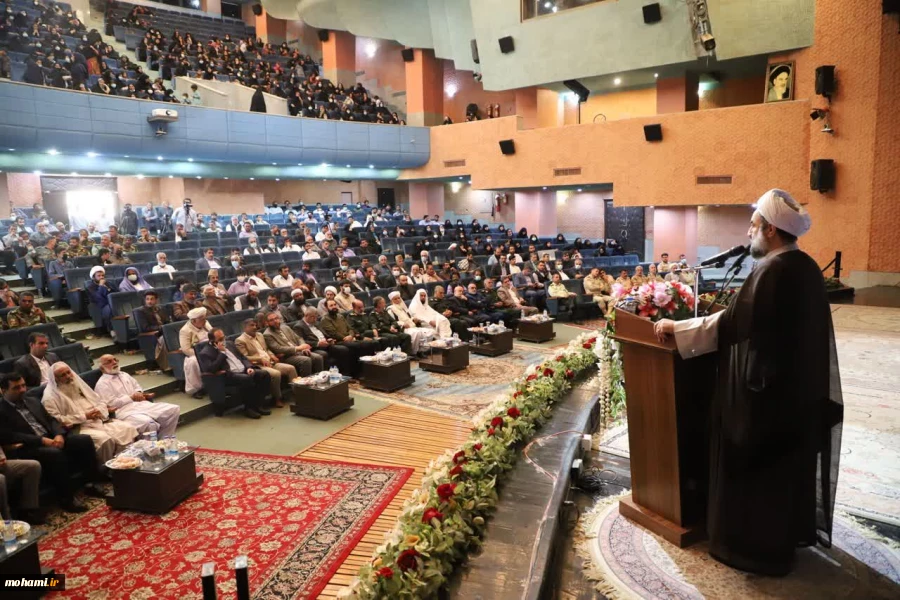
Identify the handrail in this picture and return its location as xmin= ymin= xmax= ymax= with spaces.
xmin=821 ymin=250 xmax=842 ymax=279
xmin=174 ymin=77 xmax=229 ymax=97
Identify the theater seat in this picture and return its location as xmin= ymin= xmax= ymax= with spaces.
xmin=50 ymin=343 xmax=93 ymax=374
xmin=162 ymin=321 xmax=188 ymax=381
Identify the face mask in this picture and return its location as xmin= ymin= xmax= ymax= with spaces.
xmin=250 ymin=242 xmax=257 ymax=248
xmin=424 ymin=241 xmax=430 ymax=247
xmin=486 ymin=238 xmax=492 ymax=243
xmin=237 ymin=276 xmax=246 ymax=283
xmin=475 ymin=276 xmax=482 ymax=281
xmin=268 ymin=243 xmax=275 ymax=248
xmin=392 ymin=270 xmax=400 ymax=277
xmin=343 ymin=286 xmax=351 ymax=294
xmin=576 ymin=264 xmax=583 ymax=269
xmin=127 ymin=274 xmax=138 ymax=282
xmin=556 ymin=263 xmax=563 ymax=269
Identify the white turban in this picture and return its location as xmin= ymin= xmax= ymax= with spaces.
xmin=291 ymin=288 xmax=304 ymax=298
xmin=89 ymin=266 xmax=105 ymax=279
xmin=755 ymin=189 xmax=811 ymax=237
xmin=187 ymin=307 xmax=207 ymax=320
xmin=249 ymin=285 xmax=260 ymax=293
xmin=388 ymin=291 xmax=401 ymax=300
xmin=324 ymin=286 xmax=337 ymax=295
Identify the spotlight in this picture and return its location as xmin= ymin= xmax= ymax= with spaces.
xmin=157 ymin=156 xmax=163 ymax=161
xmin=47 ymin=148 xmax=58 ymax=155
xmin=187 ymin=158 xmax=194 ymax=162
xmin=613 ymin=77 xmax=622 ymax=86
xmin=368 ymin=165 xmax=374 ymax=169
xmin=87 ymin=151 xmax=98 ymax=158
xmin=275 ymin=178 xmax=280 ymax=181
xmin=700 ymin=33 xmax=716 ymax=51
xmin=654 ymin=73 xmax=659 ymax=78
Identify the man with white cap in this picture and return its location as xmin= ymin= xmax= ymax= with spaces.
xmin=317 ymin=286 xmax=338 ymax=318
xmin=94 ymin=354 xmax=181 ymax=437
xmin=180 ymin=307 xmax=212 ymax=396
xmin=654 ymin=189 xmax=843 ymax=576
xmin=235 ymin=285 xmax=262 ymax=311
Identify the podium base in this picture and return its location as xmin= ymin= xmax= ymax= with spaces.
xmin=619 ymin=495 xmax=705 ymax=548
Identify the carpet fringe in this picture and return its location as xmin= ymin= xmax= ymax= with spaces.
xmin=573 ymin=490 xmax=637 ymax=600
xmin=836 ymin=509 xmax=900 ymax=550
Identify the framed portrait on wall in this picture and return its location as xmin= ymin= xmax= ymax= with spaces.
xmin=764 ymin=62 xmax=794 ymax=103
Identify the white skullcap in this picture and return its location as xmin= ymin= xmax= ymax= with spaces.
xmin=388 ymin=291 xmax=401 ymax=300
xmin=755 ymin=189 xmax=811 ymax=237
xmin=291 ymin=288 xmax=304 ymax=298
xmin=89 ymin=266 xmax=105 ymax=278
xmin=324 ymin=286 xmax=337 ymax=295
xmin=249 ymin=285 xmax=260 ymax=292
xmin=187 ymin=307 xmax=207 ymax=319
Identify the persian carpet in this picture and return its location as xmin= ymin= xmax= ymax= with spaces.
xmin=350 ymin=346 xmax=552 ymax=420
xmin=577 ymin=498 xmax=900 ymax=600
xmin=37 ymin=450 xmax=412 ymax=599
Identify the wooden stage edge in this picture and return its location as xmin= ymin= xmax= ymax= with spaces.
xmin=296 ymin=403 xmax=471 ymax=599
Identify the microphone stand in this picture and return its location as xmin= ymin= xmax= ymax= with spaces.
xmin=702 ymin=252 xmax=749 ymax=317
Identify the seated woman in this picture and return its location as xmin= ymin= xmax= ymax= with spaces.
xmin=119 ymin=267 xmax=150 ymax=292
xmin=86 ymin=266 xmax=114 ymax=333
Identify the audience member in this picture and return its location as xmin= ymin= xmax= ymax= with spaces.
xmin=262 ymin=312 xmax=324 ymax=375
xmin=196 ymin=328 xmax=271 ymax=419
xmin=95 ymin=354 xmax=180 ymax=436
xmin=14 ymin=333 xmax=58 ymax=387
xmin=6 ymin=291 xmax=53 ymax=329
xmin=180 ymin=306 xmax=212 ymax=396
xmin=235 ymin=318 xmax=297 ymax=408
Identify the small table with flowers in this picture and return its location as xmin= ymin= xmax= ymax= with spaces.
xmin=517 ymin=318 xmax=556 ymax=343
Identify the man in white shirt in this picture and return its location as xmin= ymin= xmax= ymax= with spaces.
xmin=226 ymin=216 xmax=242 ymax=232
xmin=272 ymin=265 xmax=295 ymax=288
xmin=14 ymin=333 xmax=58 ymax=387
xmin=94 ymin=355 xmax=180 ymax=437
xmin=171 ymin=199 xmax=196 ymax=232
xmin=418 ymin=215 xmax=430 ymax=226
xmin=302 ymin=242 xmax=321 ymax=261
xmin=238 ymin=222 xmax=256 ymax=239
xmin=152 ymin=252 xmax=177 ymax=276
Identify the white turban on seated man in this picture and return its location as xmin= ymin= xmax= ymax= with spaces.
xmin=94 ymin=354 xmax=181 ymax=437
xmin=386 ymin=291 xmax=436 ymax=354
xmin=42 ymin=362 xmax=138 ymax=462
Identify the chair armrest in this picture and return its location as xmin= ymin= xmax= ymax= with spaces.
xmin=112 ymin=315 xmax=130 ymax=320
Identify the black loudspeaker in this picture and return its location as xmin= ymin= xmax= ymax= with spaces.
xmin=470 ymin=39 xmax=480 ymax=64
xmin=884 ymin=0 xmax=900 ymax=14
xmin=499 ymin=140 xmax=515 ymax=155
xmin=498 ymin=36 xmax=515 ymax=54
xmin=643 ymin=124 xmax=663 ymax=142
xmin=810 ymin=159 xmax=835 ymax=192
xmin=642 ymin=3 xmax=662 ymax=23
xmin=317 ymin=29 xmax=329 ymax=42
xmin=251 ymin=3 xmax=262 ymax=16
xmin=815 ymin=65 xmax=836 ymax=98
xmin=563 ymin=79 xmax=590 ymax=102
xmin=401 ymin=48 xmax=415 ymax=62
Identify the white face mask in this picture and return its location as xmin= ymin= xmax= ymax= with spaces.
xmin=237 ymin=276 xmax=246 ymax=282
xmin=392 ymin=270 xmax=400 ymax=277
xmin=127 ymin=274 xmax=138 ymax=282
xmin=250 ymin=242 xmax=257 ymax=248
xmin=343 ymin=286 xmax=351 ymax=294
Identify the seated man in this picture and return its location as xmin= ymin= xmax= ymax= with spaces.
xmin=201 ymin=284 xmax=229 ymax=316
xmin=197 ymin=328 xmax=271 ymax=419
xmin=180 ymin=307 xmax=213 ymax=397
xmin=94 ymin=354 xmax=180 ymax=437
xmin=583 ymin=267 xmax=615 ymax=316
xmin=512 ymin=266 xmax=547 ymax=311
xmin=293 ymin=306 xmax=354 ymax=375
xmin=6 ymin=291 xmax=54 ymax=329
xmin=46 ymin=247 xmax=74 ymax=291
xmin=548 ymin=272 xmax=576 ymax=314
xmin=263 ymin=312 xmax=325 ymax=376
xmin=465 ymin=282 xmax=507 ymax=324
xmin=236 ymin=318 xmax=297 ymax=409
xmin=172 ymin=284 xmax=202 ymax=321
xmin=0 ymin=374 xmax=99 ymax=513
xmin=334 ymin=282 xmax=357 ymax=312
xmin=320 ymin=298 xmax=380 ymax=374
xmin=497 ymin=276 xmax=539 ymax=317
xmin=235 ymin=285 xmax=262 ymax=311
xmin=42 ymin=363 xmax=138 ymax=463
xmin=430 ymin=286 xmax=473 ymax=340
xmin=15 ymin=333 xmax=59 ymax=388
xmin=451 ymin=284 xmax=491 ymax=327
xmin=408 ymin=289 xmax=453 ymax=338
xmin=369 ymin=296 xmax=413 ymax=354
xmin=396 ymin=274 xmax=417 ymax=301
xmin=257 ymin=293 xmax=295 ymax=328
xmin=0 ymin=446 xmax=43 ymax=524
xmin=136 ymin=290 xmax=171 ymax=370
xmin=615 ymin=269 xmax=632 ymax=289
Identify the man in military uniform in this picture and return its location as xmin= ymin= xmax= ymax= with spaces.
xmin=429 ymin=286 xmax=471 ymax=340
xmin=172 ymin=285 xmax=202 ymax=321
xmin=482 ymin=277 xmax=520 ymax=327
xmin=26 ymin=237 xmax=58 ymax=269
xmin=121 ymin=236 xmax=137 ymax=253
xmin=320 ymin=298 xmax=379 ymax=371
xmin=346 ymin=299 xmax=387 ymax=349
xmin=66 ymin=237 xmax=90 ymax=258
xmin=369 ymin=296 xmax=412 ymax=353
xmin=6 ymin=292 xmax=53 ymax=329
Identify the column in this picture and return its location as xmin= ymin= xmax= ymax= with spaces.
xmin=247 ymin=6 xmax=287 ymax=45
xmin=514 ymin=87 xmax=538 ymax=129
xmin=408 ymin=182 xmax=445 ymax=219
xmin=405 ymin=49 xmax=443 ymax=127
xmin=652 ymin=207 xmax=698 ymax=265
xmin=656 ymin=72 xmax=699 ymax=114
xmin=199 ymin=0 xmax=221 ymax=16
xmin=322 ymin=30 xmax=356 ymax=88
xmin=536 ymin=88 xmax=563 ymax=128
xmin=515 ymin=191 xmax=557 ymax=237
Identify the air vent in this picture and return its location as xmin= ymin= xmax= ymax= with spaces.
xmin=443 ymin=159 xmax=466 ymax=168
xmin=553 ymin=167 xmax=582 ymax=177
xmin=696 ymin=175 xmax=733 ymax=185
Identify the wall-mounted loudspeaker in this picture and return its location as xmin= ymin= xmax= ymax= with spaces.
xmin=317 ymin=29 xmax=329 ymax=42
xmin=643 ymin=124 xmax=663 ymax=142
xmin=642 ymin=3 xmax=662 ymax=23
xmin=498 ymin=36 xmax=515 ymax=54
xmin=401 ymin=48 xmax=415 ymax=62
xmin=499 ymin=140 xmax=516 ymax=155
xmin=815 ymin=65 xmax=836 ymax=98
xmin=251 ymin=3 xmax=262 ymax=16
xmin=470 ymin=39 xmax=480 ymax=64
xmin=810 ymin=159 xmax=835 ymax=193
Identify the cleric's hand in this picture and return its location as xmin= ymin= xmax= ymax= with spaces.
xmin=654 ymin=319 xmax=675 ymax=343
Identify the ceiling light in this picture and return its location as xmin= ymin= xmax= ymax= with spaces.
xmin=445 ymin=83 xmax=458 ymax=98
xmin=70 ymin=172 xmax=78 ymax=176
xmin=124 ymin=155 xmax=130 ymax=158
xmin=577 ymin=188 xmax=583 ymax=192
xmin=187 ymin=158 xmax=194 ymax=162
xmin=33 ymin=170 xmax=42 ymax=175
xmin=104 ymin=172 xmax=112 ymax=177
xmin=224 ymin=177 xmax=229 ymax=180
xmin=544 ymin=1 xmax=551 ymax=6
xmin=7 ymin=148 xmax=14 ymax=151
xmin=272 ymin=162 xmax=277 ymax=165
xmin=365 ymin=41 xmax=377 ymax=58
xmin=47 ymin=148 xmax=58 ymax=155
xmin=87 ymin=151 xmax=98 ymax=158
xmin=552 ymin=6 xmax=558 ymax=12
xmin=459 ymin=176 xmax=463 ymax=180
xmin=275 ymin=178 xmax=280 ymax=181
xmin=168 ymin=175 xmax=173 ymax=178
xmin=195 ymin=176 xmax=201 ymax=179
xmin=613 ymin=78 xmax=621 ymax=86
xmin=297 ymin=163 xmax=303 ymax=166
xmin=654 ymin=73 xmax=659 ymax=78
xmin=136 ymin=174 xmax=145 ymax=179
xmin=157 ymin=156 xmax=163 ymax=161
xmin=543 ymin=186 xmax=547 ymax=190
xmin=250 ymin=177 xmax=255 ymax=180
xmin=321 ymin=162 xmax=329 ymax=167
xmin=368 ymin=164 xmax=374 ymax=169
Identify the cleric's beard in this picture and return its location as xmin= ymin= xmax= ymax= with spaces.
xmin=749 ymin=229 xmax=768 ymax=259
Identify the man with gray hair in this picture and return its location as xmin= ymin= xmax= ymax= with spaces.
xmin=263 ymin=311 xmax=324 ymax=375
xmin=94 ymin=354 xmax=180 ymax=437
xmin=152 ymin=252 xmax=176 ymax=276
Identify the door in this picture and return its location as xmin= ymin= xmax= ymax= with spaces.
xmin=377 ymin=188 xmax=395 ymax=210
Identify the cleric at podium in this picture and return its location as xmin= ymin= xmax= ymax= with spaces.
xmin=654 ymin=189 xmax=844 ymax=576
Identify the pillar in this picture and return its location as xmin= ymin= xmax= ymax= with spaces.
xmin=514 ymin=87 xmax=538 ymax=129
xmin=536 ymin=88 xmax=563 ymax=128
xmin=405 ymin=49 xmax=443 ymax=127
xmin=246 ymin=6 xmax=286 ymax=44
xmin=515 ymin=191 xmax=557 ymax=237
xmin=199 ymin=0 xmax=220 ymax=16
xmin=408 ymin=182 xmax=445 ymax=219
xmin=652 ymin=207 xmax=698 ymax=265
xmin=322 ymin=30 xmax=356 ymax=88
xmin=656 ymin=72 xmax=699 ymax=114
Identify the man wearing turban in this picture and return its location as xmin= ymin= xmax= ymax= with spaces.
xmin=654 ymin=189 xmax=843 ymax=576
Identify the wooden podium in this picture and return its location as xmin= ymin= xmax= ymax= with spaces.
xmin=613 ymin=309 xmax=718 ymax=547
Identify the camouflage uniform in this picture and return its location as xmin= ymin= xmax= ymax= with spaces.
xmin=6 ymin=306 xmax=53 ymax=329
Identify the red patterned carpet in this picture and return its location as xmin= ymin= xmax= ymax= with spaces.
xmin=38 ymin=450 xmax=412 ymax=599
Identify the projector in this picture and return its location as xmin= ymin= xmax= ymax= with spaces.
xmin=148 ymin=109 xmax=179 ymax=122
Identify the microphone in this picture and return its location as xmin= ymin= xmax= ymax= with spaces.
xmin=699 ymin=245 xmax=748 ymax=267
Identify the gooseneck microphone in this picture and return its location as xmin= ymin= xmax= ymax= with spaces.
xmin=699 ymin=245 xmax=748 ymax=267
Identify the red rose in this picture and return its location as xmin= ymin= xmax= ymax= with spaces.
xmin=377 ymin=567 xmax=394 ymax=579
xmin=565 ymin=369 xmax=575 ymax=379
xmin=437 ymin=482 xmax=457 ymax=501
xmin=555 ymin=355 xmax=564 ymax=361
xmin=473 ymin=443 xmax=483 ymax=451
xmin=543 ymin=368 xmax=554 ymax=377
xmin=452 ymin=450 xmax=467 ymax=464
xmin=526 ymin=374 xmax=537 ymax=382
xmin=507 ymin=406 xmax=521 ymax=418
xmin=588 ymin=337 xmax=597 ymax=344
xmin=583 ymin=343 xmax=592 ymax=349
xmin=490 ymin=416 xmax=504 ymax=428
xmin=422 ymin=507 xmax=444 ymax=523
xmin=487 ymin=427 xmax=495 ymax=436
xmin=450 ymin=465 xmax=463 ymax=477
xmin=397 ymin=548 xmax=420 ymax=572
xmin=513 ymin=391 xmax=521 ymax=398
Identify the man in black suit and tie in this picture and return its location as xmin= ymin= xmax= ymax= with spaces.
xmin=488 ymin=254 xmax=511 ymax=279
xmin=194 ymin=248 xmax=223 ymax=272
xmin=196 ymin=329 xmax=271 ymax=419
xmin=0 ymin=373 xmax=99 ymax=513
xmin=293 ymin=307 xmax=354 ymax=375
xmin=14 ymin=333 xmax=59 ymax=388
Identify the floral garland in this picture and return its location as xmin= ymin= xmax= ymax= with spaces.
xmin=594 ymin=331 xmax=626 ymax=421
xmin=339 ymin=330 xmax=605 ymax=599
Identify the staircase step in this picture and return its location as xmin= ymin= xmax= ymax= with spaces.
xmin=45 ymin=307 xmax=80 ymax=325
xmin=64 ymin=320 xmax=102 ymax=341
xmin=157 ymin=391 xmax=216 ymax=427
xmin=134 ymin=371 xmax=182 ymax=397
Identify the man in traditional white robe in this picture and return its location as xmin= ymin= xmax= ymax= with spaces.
xmin=386 ymin=291 xmax=435 ymax=354
xmin=408 ymin=289 xmax=453 ymax=338
xmin=42 ymin=363 xmax=138 ymax=462
xmin=94 ymin=354 xmax=180 ymax=437
xmin=181 ymin=307 xmax=212 ymax=396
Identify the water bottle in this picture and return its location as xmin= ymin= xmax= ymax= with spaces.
xmin=543 ymin=309 xmax=549 ymax=320
xmin=499 ymin=320 xmax=505 ymax=331
xmin=2 ymin=521 xmax=16 ymax=547
xmin=164 ymin=436 xmax=179 ymax=459
xmin=149 ymin=431 xmax=158 ymax=443
xmin=521 ymin=309 xmax=526 ymax=321
xmin=330 ymin=366 xmax=340 ymax=383
xmin=452 ymin=332 xmax=460 ymax=346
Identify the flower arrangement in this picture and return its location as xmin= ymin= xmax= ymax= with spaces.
xmin=699 ymin=288 xmax=738 ymax=308
xmin=339 ymin=330 xmax=605 ymax=599
xmin=621 ymin=280 xmax=696 ymax=322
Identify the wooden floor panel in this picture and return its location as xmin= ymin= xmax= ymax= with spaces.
xmin=297 ymin=403 xmax=471 ymax=599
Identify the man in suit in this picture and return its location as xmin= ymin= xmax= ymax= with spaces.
xmin=293 ymin=307 xmax=353 ymax=375
xmin=14 ymin=333 xmax=59 ymax=388
xmin=195 ymin=248 xmax=222 ymax=271
xmin=396 ymin=274 xmax=417 ymax=301
xmin=257 ymin=294 xmax=295 ymax=328
xmin=0 ymin=373 xmax=99 ymax=513
xmin=135 ymin=290 xmax=171 ymax=370
xmin=235 ymin=318 xmax=297 ymax=408
xmin=320 ymin=298 xmax=379 ymax=375
xmin=376 ymin=266 xmax=401 ymax=289
xmin=172 ymin=285 xmax=202 ymax=321
xmin=262 ymin=312 xmax=324 ymax=376
xmin=196 ymin=328 xmax=271 ymax=419
xmin=513 ymin=265 xmax=547 ymax=311
xmin=497 ymin=275 xmax=539 ymax=316
xmin=488 ymin=254 xmax=511 ymax=279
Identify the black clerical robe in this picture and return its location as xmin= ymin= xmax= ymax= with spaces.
xmin=673 ymin=245 xmax=843 ymax=575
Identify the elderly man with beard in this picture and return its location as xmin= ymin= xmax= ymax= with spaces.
xmin=94 ymin=354 xmax=180 ymax=437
